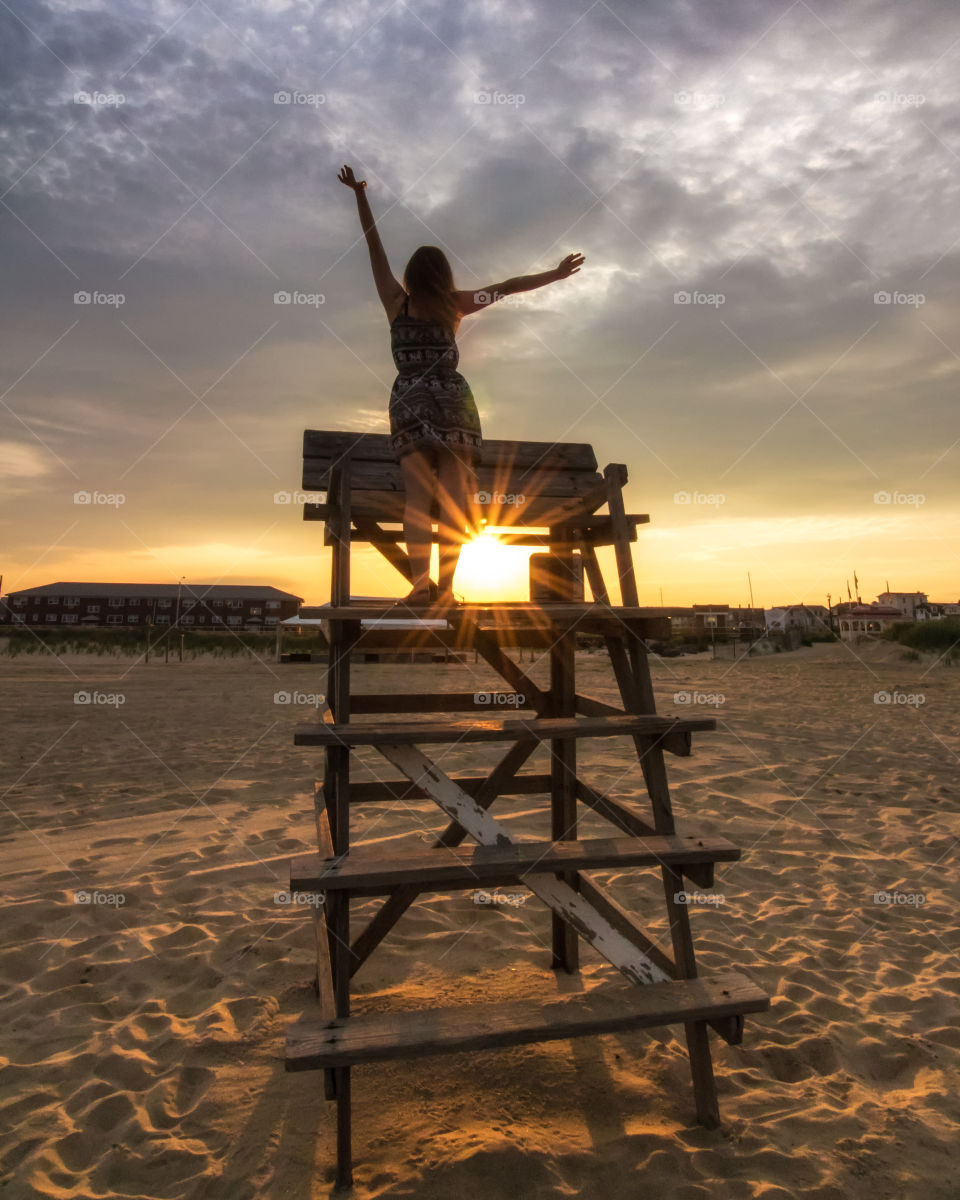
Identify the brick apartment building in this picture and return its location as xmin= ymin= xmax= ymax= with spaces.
xmin=1 ymin=582 xmax=303 ymax=631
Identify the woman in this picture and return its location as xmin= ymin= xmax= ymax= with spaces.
xmin=338 ymin=163 xmax=584 ymax=606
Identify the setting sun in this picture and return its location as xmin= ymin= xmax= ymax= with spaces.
xmin=453 ymin=528 xmax=534 ymax=602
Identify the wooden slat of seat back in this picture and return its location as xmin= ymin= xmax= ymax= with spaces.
xmin=303 ymin=431 xmax=598 ymax=477
xmin=302 ymin=432 xmax=606 ymax=526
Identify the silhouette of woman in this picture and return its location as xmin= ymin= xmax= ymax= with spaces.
xmin=338 ymin=164 xmax=584 ymax=606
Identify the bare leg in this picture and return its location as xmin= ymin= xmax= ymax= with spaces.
xmin=399 ymin=449 xmax=435 ymax=598
xmin=436 ymin=447 xmax=473 ymax=598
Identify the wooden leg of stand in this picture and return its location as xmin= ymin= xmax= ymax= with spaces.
xmin=549 ymin=617 xmax=579 ymax=972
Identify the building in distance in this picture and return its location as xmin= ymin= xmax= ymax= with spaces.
xmin=0 ymin=582 xmax=302 ymax=630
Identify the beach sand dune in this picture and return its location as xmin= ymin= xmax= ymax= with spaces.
xmin=1 ymin=643 xmax=957 ymax=1198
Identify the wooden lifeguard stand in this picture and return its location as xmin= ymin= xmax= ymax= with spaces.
xmin=285 ymin=430 xmax=770 ymax=1189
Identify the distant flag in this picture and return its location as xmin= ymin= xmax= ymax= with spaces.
xmin=885 ymin=579 xmax=890 ymax=594
xmin=854 ymin=570 xmax=860 ymax=597
xmin=847 ymin=580 xmax=852 ymax=600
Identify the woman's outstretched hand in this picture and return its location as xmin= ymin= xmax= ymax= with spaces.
xmin=554 ymin=252 xmax=585 ymax=279
xmin=337 ymin=164 xmax=366 ymax=191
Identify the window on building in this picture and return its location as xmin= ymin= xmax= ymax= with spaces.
xmin=12 ymin=597 xmax=26 ymax=607
xmin=228 ymin=600 xmax=243 ymax=609
xmin=212 ymin=600 xmax=224 ymax=608
xmin=249 ymin=606 xmax=262 ymax=616
xmin=86 ymin=605 xmax=100 ymax=614
xmin=107 ymin=615 xmax=122 ymax=625
xmin=45 ymin=613 xmax=58 ymax=622
xmin=155 ymin=615 xmax=170 ymax=625
xmin=63 ymin=597 xmax=80 ymax=607
xmin=126 ymin=615 xmax=140 ymax=624
xmin=109 ymin=598 xmax=124 ymax=608
xmin=227 ymin=616 xmax=242 ymax=626
xmin=182 ymin=616 xmax=195 ymax=625
xmin=30 ymin=613 xmax=40 ymax=622
xmin=62 ymin=614 xmax=78 ymax=624
xmin=265 ymin=616 xmax=278 ymax=625
xmin=195 ymin=615 xmax=206 ymax=624
xmin=265 ymin=600 xmax=281 ymax=610
xmin=158 ymin=599 xmax=172 ymax=609
xmin=47 ymin=596 xmax=60 ymax=605
xmin=126 ymin=598 xmax=140 ymax=606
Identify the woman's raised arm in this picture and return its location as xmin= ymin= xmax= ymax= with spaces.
xmin=338 ymin=165 xmax=405 ymax=315
xmin=454 ymin=253 xmax=585 ymax=315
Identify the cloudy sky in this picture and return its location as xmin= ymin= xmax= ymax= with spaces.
xmin=2 ymin=0 xmax=959 ymax=606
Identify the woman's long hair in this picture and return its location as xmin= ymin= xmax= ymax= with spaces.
xmin=402 ymin=245 xmax=459 ymax=331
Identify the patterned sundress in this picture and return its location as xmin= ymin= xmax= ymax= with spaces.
xmin=388 ymin=295 xmax=483 ymax=467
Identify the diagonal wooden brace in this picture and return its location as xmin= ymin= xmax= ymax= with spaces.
xmin=377 ymin=741 xmax=671 ymax=987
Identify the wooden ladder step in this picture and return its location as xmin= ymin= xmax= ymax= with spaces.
xmin=290 ymin=833 xmax=739 ymax=893
xmin=285 ymin=969 xmax=770 ymax=1071
xmin=294 ymin=713 xmax=716 ymax=747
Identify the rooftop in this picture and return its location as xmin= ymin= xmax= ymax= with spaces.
xmin=3 ymin=582 xmax=303 ymax=601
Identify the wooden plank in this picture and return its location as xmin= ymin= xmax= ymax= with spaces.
xmin=349 ymin=692 xmax=538 ymax=714
xmin=345 ymin=772 xmax=552 ymax=803
xmin=285 ymin=969 xmax=770 ymax=1070
xmin=290 ymin=833 xmax=740 ymax=892
xmin=347 ymin=739 xmax=538 ymax=974
xmin=304 ymin=459 xmax=603 ymax=499
xmin=307 ymin=491 xmax=617 ymax=526
xmin=303 ymin=430 xmax=598 ymax=472
xmin=322 ymin=530 xmax=354 ymax=1187
xmin=573 ymin=873 xmax=676 ymax=978
xmin=327 ymin=514 xmax=648 ymax=546
xmin=378 ymin=743 xmax=671 ymax=987
xmin=295 ymin=713 xmax=714 ymax=748
xmin=549 ymin=602 xmax=579 ymax=972
xmin=604 ymin=463 xmax=640 ymax=609
xmin=312 ymin=795 xmax=337 ymax=1103
xmin=314 ymin=602 xmax=668 ymax=621
xmin=575 ymin=692 xmax=692 ymax=757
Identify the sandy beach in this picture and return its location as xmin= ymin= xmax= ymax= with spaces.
xmin=1 ymin=640 xmax=958 ymax=1199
